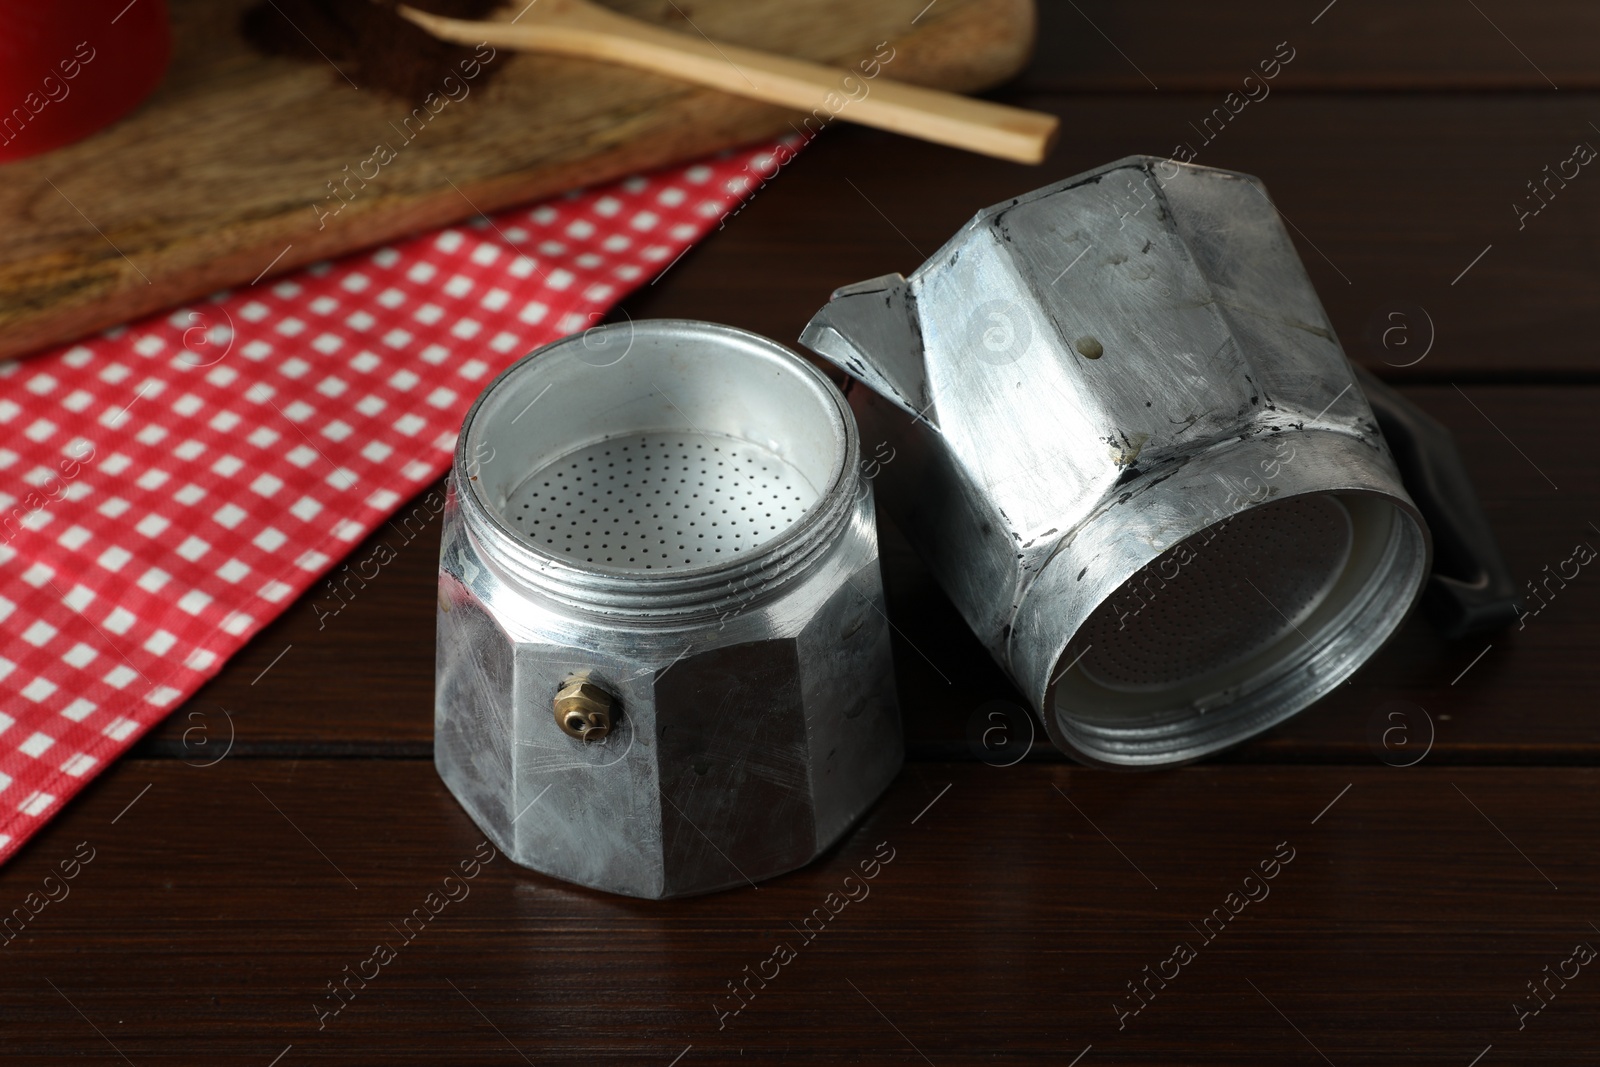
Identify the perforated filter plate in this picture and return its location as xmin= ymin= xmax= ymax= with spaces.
xmin=461 ymin=320 xmax=850 ymax=592
xmin=504 ymin=430 xmax=817 ymax=570
xmin=1076 ymin=495 xmax=1354 ymax=691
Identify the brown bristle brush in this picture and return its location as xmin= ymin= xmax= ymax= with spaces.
xmin=242 ymin=0 xmax=503 ymax=101
xmin=242 ymin=0 xmax=1058 ymax=164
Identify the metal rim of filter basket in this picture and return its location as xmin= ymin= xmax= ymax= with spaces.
xmin=452 ymin=320 xmax=860 ymax=622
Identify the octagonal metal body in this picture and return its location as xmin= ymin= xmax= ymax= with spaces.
xmin=435 ymin=321 xmax=901 ymax=898
xmin=802 ymin=156 xmax=1431 ymax=767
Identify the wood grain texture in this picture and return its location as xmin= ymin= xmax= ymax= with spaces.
xmin=1021 ymin=0 xmax=1600 ymax=91
xmin=0 ymin=0 xmax=1035 ymax=360
xmin=404 ymin=1 xmax=1058 ymax=163
xmin=621 ymin=94 xmax=1600 ymax=378
xmin=135 ymin=385 xmax=1600 ymax=763
xmin=1 ymin=759 xmax=1596 ymax=1065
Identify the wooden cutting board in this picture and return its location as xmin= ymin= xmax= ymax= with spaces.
xmin=0 ymin=0 xmax=1035 ymax=361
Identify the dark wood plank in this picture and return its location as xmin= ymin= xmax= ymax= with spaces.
xmin=18 ymin=10 xmax=1597 ymax=1065
xmin=1019 ymin=0 xmax=1600 ymax=91
xmin=142 ymin=480 xmax=449 ymax=758
xmin=140 ymin=384 xmax=1600 ymax=763
xmin=2 ymin=758 xmax=1596 ymax=1064
xmin=622 ymin=93 xmax=1600 ymax=379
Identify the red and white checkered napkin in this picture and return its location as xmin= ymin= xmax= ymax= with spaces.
xmin=0 ymin=138 xmax=799 ymax=865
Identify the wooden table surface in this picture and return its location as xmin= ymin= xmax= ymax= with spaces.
xmin=5 ymin=3 xmax=1600 ymax=1063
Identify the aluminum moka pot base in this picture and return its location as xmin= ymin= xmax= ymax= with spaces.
xmin=803 ymin=155 xmax=1432 ymax=768
xmin=435 ymin=321 xmax=900 ymax=899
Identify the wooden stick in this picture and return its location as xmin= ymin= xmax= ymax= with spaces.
xmin=399 ymin=1 xmax=1058 ymax=164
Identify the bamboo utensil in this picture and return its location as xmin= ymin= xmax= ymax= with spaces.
xmin=398 ymin=0 xmax=1058 ymax=163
